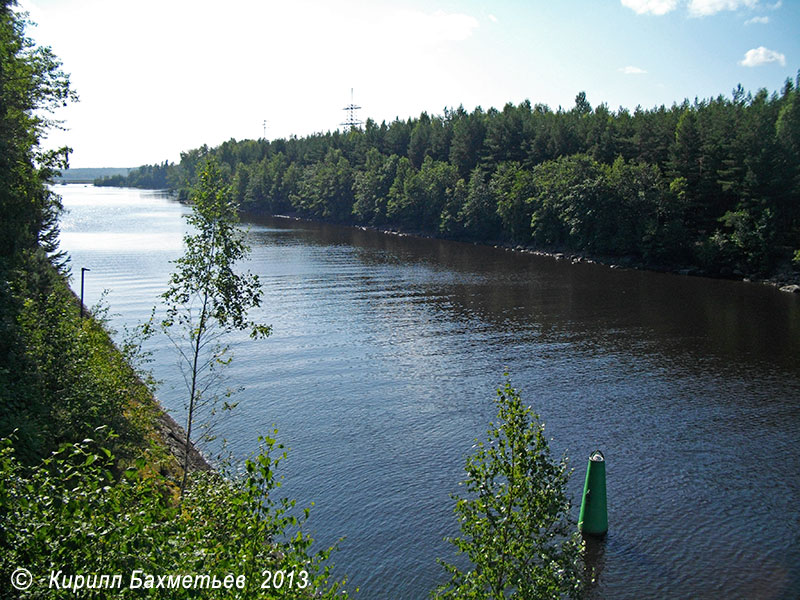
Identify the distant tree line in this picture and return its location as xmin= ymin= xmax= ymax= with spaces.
xmin=103 ymin=77 xmax=800 ymax=278
xmin=55 ymin=167 xmax=129 ymax=183
xmin=95 ymin=160 xmax=172 ymax=189
xmin=0 ymin=5 xmax=349 ymax=595
xmin=3 ymin=5 xmax=585 ymax=596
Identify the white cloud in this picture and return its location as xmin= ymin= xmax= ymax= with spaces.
xmin=620 ymin=0 xmax=679 ymax=15
xmin=622 ymin=0 xmax=769 ymax=17
xmin=688 ymin=0 xmax=759 ymax=17
xmin=619 ymin=65 xmax=648 ymax=74
xmin=739 ymin=46 xmax=786 ymax=66
xmin=744 ymin=15 xmax=769 ymax=23
xmin=488 ymin=14 xmax=498 ymax=23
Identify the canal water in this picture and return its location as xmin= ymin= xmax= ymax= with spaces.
xmin=59 ymin=185 xmax=800 ymax=599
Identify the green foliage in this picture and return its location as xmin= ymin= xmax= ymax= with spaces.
xmin=525 ymin=154 xmax=692 ymax=261
xmin=493 ymin=162 xmax=536 ymax=244
xmin=455 ymin=169 xmax=501 ymax=241
xmin=352 ymin=150 xmax=398 ymax=226
xmin=0 ymin=8 xmax=348 ymax=599
xmin=0 ymin=273 xmax=152 ymax=465
xmin=240 ymin=153 xmax=296 ymax=214
xmin=529 ymin=154 xmax=607 ymax=251
xmin=449 ymin=106 xmax=487 ymax=178
xmin=385 ymin=156 xmax=416 ymax=226
xmin=292 ymin=149 xmax=355 ymax=221
xmin=416 ymin=157 xmax=460 ymax=232
xmin=97 ymin=71 xmax=800 ymax=279
xmin=1 ymin=2 xmax=82 ymax=464
xmin=434 ymin=377 xmax=584 ymax=600
xmin=0 ymin=433 xmax=350 ymax=599
xmin=439 ymin=177 xmax=468 ymax=236
xmin=94 ymin=161 xmax=173 ymax=189
xmin=160 ymin=157 xmax=271 ymax=495
xmin=1 ymin=0 xmax=76 ymax=266
xmin=714 ymin=207 xmax=777 ymax=275
xmin=165 ymin=158 xmax=269 ymax=337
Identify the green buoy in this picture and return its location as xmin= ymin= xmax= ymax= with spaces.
xmin=578 ymin=450 xmax=607 ymax=536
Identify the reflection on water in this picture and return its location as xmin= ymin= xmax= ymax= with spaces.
xmin=60 ymin=186 xmax=800 ymax=600
xmin=59 ymin=231 xmax=184 ymax=252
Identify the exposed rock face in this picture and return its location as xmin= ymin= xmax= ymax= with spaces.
xmin=155 ymin=411 xmax=212 ymax=472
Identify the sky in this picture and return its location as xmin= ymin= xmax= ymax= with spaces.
xmin=17 ymin=0 xmax=800 ymax=168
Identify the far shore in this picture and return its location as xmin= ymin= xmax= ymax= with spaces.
xmin=252 ymin=209 xmax=800 ymax=294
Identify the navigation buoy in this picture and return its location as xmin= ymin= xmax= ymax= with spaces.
xmin=578 ymin=450 xmax=608 ymax=536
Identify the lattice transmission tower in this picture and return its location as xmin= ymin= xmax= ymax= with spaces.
xmin=341 ymin=88 xmax=363 ymax=130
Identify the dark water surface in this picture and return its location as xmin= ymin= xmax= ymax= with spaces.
xmin=59 ymin=185 xmax=800 ymax=599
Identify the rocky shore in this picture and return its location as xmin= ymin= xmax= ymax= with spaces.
xmin=269 ymin=213 xmax=800 ymax=294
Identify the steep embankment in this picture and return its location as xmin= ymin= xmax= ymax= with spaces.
xmin=0 ymin=261 xmax=207 ymax=475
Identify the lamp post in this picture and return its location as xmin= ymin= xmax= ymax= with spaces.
xmin=80 ymin=267 xmax=90 ymax=318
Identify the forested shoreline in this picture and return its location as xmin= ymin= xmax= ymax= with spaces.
xmin=2 ymin=4 xmax=354 ymax=596
xmin=100 ymin=78 xmax=800 ymax=282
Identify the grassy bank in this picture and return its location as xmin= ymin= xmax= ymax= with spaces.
xmin=0 ymin=3 xmax=352 ymax=593
xmin=0 ymin=261 xmax=186 ymax=473
xmin=0 ymin=261 xmax=349 ymax=598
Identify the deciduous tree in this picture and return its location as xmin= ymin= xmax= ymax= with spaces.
xmin=160 ymin=157 xmax=271 ymax=497
xmin=434 ymin=376 xmax=584 ymax=600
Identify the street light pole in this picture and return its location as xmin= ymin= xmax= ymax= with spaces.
xmin=80 ymin=267 xmax=90 ymax=318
